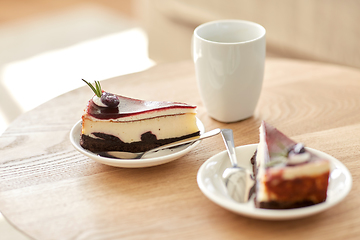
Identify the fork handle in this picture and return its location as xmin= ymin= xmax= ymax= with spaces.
xmin=148 ymin=128 xmax=221 ymax=154
xmin=221 ymin=129 xmax=238 ymax=167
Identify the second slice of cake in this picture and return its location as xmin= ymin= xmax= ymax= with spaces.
xmin=252 ymin=121 xmax=330 ymax=209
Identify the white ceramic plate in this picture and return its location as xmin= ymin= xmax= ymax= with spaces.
xmin=70 ymin=118 xmax=205 ymax=168
xmin=197 ymin=144 xmax=352 ymax=220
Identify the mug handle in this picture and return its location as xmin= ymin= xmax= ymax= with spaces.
xmin=191 ymin=35 xmax=194 ymax=61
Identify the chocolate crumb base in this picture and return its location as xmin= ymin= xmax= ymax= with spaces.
xmin=80 ymin=131 xmax=200 ymax=153
xmin=255 ymin=199 xmax=325 ymax=209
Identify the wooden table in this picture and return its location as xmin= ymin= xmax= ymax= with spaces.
xmin=0 ymin=58 xmax=359 ymax=240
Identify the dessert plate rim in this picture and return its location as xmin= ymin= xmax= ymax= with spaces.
xmin=197 ymin=144 xmax=352 ymax=220
xmin=70 ymin=118 xmax=205 ymax=168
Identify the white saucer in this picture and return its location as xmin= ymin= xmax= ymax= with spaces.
xmin=197 ymin=144 xmax=352 ymax=220
xmin=70 ymin=118 xmax=205 ymax=168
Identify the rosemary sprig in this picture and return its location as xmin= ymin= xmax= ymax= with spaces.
xmin=82 ymin=79 xmax=102 ymax=97
xmin=265 ymin=158 xmax=286 ymax=168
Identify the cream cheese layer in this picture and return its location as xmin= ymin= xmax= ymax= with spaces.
xmin=82 ymin=113 xmax=199 ymax=143
xmin=256 ymin=123 xmax=269 ymax=202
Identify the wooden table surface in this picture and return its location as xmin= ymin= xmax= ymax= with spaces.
xmin=0 ymin=58 xmax=359 ymax=240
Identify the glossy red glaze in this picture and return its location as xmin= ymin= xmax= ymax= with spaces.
xmin=86 ymin=94 xmax=196 ymax=120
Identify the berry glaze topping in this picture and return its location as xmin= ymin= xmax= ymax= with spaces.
xmin=263 ymin=122 xmax=312 ymax=168
xmin=87 ymin=94 xmax=196 ymax=120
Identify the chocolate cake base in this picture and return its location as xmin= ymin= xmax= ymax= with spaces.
xmin=80 ymin=131 xmax=200 ymax=153
xmin=256 ymin=199 xmax=324 ymax=209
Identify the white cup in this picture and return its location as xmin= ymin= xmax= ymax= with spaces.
xmin=192 ymin=20 xmax=266 ymax=122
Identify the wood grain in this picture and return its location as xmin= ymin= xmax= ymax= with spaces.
xmin=0 ymin=58 xmax=360 ymax=239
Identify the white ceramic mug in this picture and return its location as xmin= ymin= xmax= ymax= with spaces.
xmin=192 ymin=20 xmax=266 ymax=122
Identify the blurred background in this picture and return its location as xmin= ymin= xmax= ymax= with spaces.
xmin=0 ymin=0 xmax=359 ymax=239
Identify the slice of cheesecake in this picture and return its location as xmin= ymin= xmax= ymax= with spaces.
xmin=251 ymin=121 xmax=330 ymax=209
xmin=80 ymin=80 xmax=200 ymax=153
